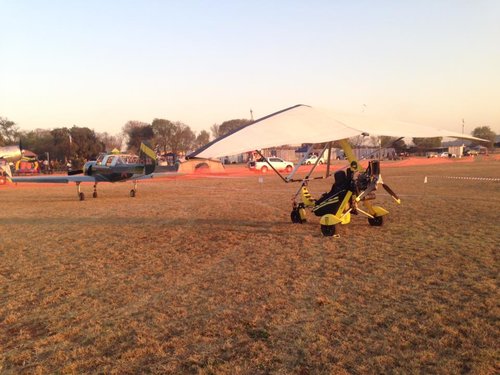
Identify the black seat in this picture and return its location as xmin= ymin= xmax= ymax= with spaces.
xmin=312 ymin=170 xmax=351 ymax=217
xmin=331 ymin=170 xmax=348 ymax=193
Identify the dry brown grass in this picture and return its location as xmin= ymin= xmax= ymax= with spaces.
xmin=1 ymin=159 xmax=499 ymax=374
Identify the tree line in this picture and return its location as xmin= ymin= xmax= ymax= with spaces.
xmin=0 ymin=116 xmax=251 ymax=163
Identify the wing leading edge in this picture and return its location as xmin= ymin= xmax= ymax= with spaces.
xmin=189 ymin=104 xmax=486 ymax=159
xmin=11 ymin=175 xmax=97 ymax=183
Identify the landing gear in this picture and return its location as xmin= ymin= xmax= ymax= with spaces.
xmin=290 ymin=204 xmax=306 ymax=223
xmin=130 ymin=180 xmax=137 ymax=197
xmin=321 ymin=224 xmax=336 ymax=237
xmin=76 ymin=183 xmax=85 ymax=201
xmin=93 ymin=183 xmax=98 ymax=198
xmin=368 ymin=216 xmax=383 ymax=226
xmin=291 ymin=209 xmax=301 ymax=223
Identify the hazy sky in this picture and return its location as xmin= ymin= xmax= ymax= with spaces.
xmin=1 ymin=0 xmax=499 ymax=136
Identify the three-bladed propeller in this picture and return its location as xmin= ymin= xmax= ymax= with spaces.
xmin=381 ymin=181 xmax=401 ymax=204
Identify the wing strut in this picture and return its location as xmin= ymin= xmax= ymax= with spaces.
xmin=286 ymin=144 xmax=316 ymax=182
xmin=325 ymin=142 xmax=332 ymax=179
xmin=288 ymin=142 xmax=331 ymax=183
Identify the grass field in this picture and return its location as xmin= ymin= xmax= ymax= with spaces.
xmin=1 ymin=159 xmax=499 ymax=374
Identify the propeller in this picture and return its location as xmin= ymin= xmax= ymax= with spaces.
xmin=68 ymin=169 xmax=84 ymax=176
xmin=381 ymin=183 xmax=401 ymax=204
xmin=355 ymin=173 xmax=401 ymax=204
xmin=377 ymin=174 xmax=401 ymax=204
xmin=355 ymin=180 xmax=377 ymax=202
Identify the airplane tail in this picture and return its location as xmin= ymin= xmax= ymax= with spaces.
xmin=139 ymin=142 xmax=157 ymax=175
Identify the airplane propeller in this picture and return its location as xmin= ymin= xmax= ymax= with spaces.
xmin=355 ymin=172 xmax=401 ymax=204
xmin=381 ymin=183 xmax=401 ymax=204
xmin=355 ymin=180 xmax=377 ymax=202
xmin=68 ymin=169 xmax=84 ymax=176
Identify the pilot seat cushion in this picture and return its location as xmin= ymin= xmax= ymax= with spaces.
xmin=312 ymin=170 xmax=350 ymax=217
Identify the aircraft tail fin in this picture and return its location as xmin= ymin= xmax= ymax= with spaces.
xmin=139 ymin=142 xmax=157 ymax=175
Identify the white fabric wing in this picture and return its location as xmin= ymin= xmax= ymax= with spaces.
xmin=190 ymin=105 xmax=361 ymax=159
xmin=329 ymin=111 xmax=482 ymax=140
xmin=189 ymin=104 xmax=485 ymax=159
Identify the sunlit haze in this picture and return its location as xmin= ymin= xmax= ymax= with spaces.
xmin=1 ymin=0 xmax=499 ymax=136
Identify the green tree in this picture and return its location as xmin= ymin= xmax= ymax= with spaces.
xmin=194 ymin=130 xmax=210 ymax=149
xmin=123 ymin=121 xmax=154 ymax=152
xmin=471 ymin=126 xmax=496 ymax=149
xmin=50 ymin=127 xmax=72 ymax=161
xmin=152 ymin=118 xmax=175 ymax=154
xmin=349 ymin=135 xmax=367 ymax=147
xmin=167 ymin=122 xmax=195 ymax=155
xmin=210 ymin=123 xmax=220 ymax=139
xmin=0 ymin=117 xmax=19 ymax=146
xmin=218 ymin=119 xmax=252 ymax=137
xmin=20 ymin=129 xmax=55 ymax=158
xmin=98 ymin=132 xmax=123 ymax=152
xmin=412 ymin=137 xmax=442 ymax=149
xmin=210 ymin=119 xmax=252 ymax=140
xmin=381 ymin=136 xmax=406 ymax=151
xmin=70 ymin=126 xmax=105 ymax=162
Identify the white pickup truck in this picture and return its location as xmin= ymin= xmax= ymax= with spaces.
xmin=302 ymin=154 xmax=325 ymax=165
xmin=248 ymin=157 xmax=294 ymax=173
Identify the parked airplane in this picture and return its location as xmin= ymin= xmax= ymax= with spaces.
xmin=188 ymin=104 xmax=486 ymax=236
xmin=6 ymin=142 xmax=166 ymax=200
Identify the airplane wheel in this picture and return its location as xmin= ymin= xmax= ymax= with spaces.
xmin=79 ymin=192 xmax=85 ymax=201
xmin=368 ymin=216 xmax=383 ymax=226
xmin=130 ymin=189 xmax=136 ymax=197
xmin=261 ymin=166 xmax=268 ymax=173
xmin=291 ymin=209 xmax=302 ymax=224
xmin=321 ymin=224 xmax=336 ymax=237
xmin=93 ymin=192 xmax=98 ymax=198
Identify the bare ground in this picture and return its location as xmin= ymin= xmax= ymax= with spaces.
xmin=0 ymin=158 xmax=499 ymax=374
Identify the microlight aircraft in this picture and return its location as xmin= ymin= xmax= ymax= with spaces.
xmin=6 ymin=142 xmax=162 ymax=200
xmin=188 ymin=104 xmax=485 ymax=236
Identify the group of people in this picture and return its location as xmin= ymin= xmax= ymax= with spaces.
xmin=39 ymin=159 xmax=72 ymax=174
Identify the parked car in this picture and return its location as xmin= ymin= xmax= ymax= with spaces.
xmin=248 ymin=157 xmax=294 ymax=173
xmin=440 ymin=152 xmax=457 ymax=158
xmin=302 ymin=154 xmax=325 ymax=165
xmin=464 ymin=149 xmax=478 ymax=156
